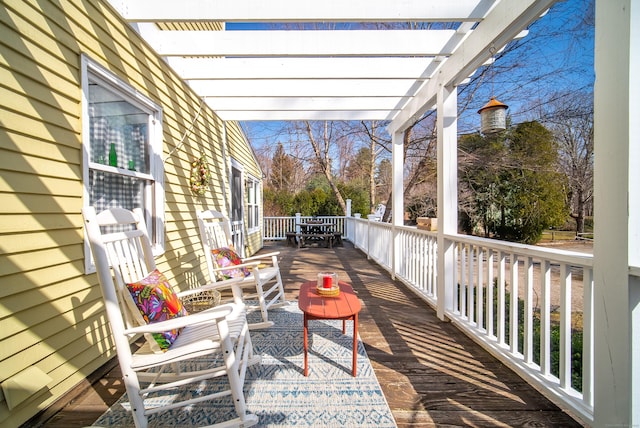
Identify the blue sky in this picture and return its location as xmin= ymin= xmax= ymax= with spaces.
xmin=239 ymin=0 xmax=594 ymax=154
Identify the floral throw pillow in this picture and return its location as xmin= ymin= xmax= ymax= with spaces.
xmin=211 ymin=247 xmax=251 ymax=279
xmin=126 ymin=269 xmax=188 ymax=351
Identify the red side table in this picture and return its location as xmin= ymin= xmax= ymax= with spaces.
xmin=298 ymin=281 xmax=362 ymax=376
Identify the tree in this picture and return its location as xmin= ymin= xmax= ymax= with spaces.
xmin=269 ymin=142 xmax=299 ymax=192
xmin=540 ymin=91 xmax=594 ymax=234
xmin=375 ymin=158 xmax=392 ymax=205
xmin=263 ymin=188 xmax=295 ymax=216
xmin=365 ymin=121 xmax=381 ymax=214
xmin=368 ymin=116 xmax=438 ymax=223
xmin=459 ymin=121 xmax=568 ymax=244
xmin=303 ymin=121 xmax=348 ymax=214
xmin=345 ymin=147 xmax=372 ymax=185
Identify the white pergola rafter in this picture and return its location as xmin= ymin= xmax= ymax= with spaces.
xmin=110 ymin=0 xmax=496 ymax=23
xmin=135 ymin=25 xmax=459 ymax=57
xmin=165 ymin=57 xmax=436 ymax=80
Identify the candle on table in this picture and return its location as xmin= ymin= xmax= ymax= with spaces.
xmin=323 ymin=275 xmax=332 ymax=288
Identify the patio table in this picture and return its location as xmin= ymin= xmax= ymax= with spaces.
xmin=296 ymin=223 xmax=337 ymax=247
xmin=298 ymin=281 xmax=362 ymax=376
xmin=298 ymin=222 xmax=335 ymax=233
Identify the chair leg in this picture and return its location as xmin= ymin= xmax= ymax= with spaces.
xmin=255 ymin=284 xmax=270 ymax=326
xmin=221 ymin=324 xmax=259 ymax=427
xmin=124 ymin=370 xmax=148 ymax=428
xmin=273 ymin=268 xmax=287 ymax=306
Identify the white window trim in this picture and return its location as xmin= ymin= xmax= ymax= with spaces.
xmin=246 ymin=174 xmax=261 ymax=234
xmin=81 ymin=54 xmax=165 ymax=274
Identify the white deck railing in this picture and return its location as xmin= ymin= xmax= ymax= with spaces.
xmin=263 ymin=215 xmax=594 ymax=424
xmin=263 ymin=215 xmax=346 ymax=240
xmin=230 ymin=219 xmax=245 ymax=256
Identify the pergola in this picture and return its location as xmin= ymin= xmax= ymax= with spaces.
xmin=107 ymin=1 xmax=639 ymax=425
xmin=106 ymin=0 xmax=552 ymax=122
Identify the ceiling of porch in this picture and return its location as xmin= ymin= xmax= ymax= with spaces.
xmin=106 ymin=0 xmax=557 ymax=133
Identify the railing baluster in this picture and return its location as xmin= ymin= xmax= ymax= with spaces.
xmin=487 ymin=248 xmax=494 ymax=338
xmin=477 ymin=247 xmax=484 ymax=331
xmin=409 ymin=231 xmax=415 ymax=285
xmin=407 ymin=231 xmax=413 ymax=286
xmin=460 ymin=243 xmax=467 ymax=317
xmin=541 ymin=259 xmax=551 ymax=377
xmin=432 ymin=236 xmax=437 ymax=296
xmin=510 ymin=253 xmax=519 ymax=354
xmin=498 ymin=251 xmax=506 ymax=346
xmin=468 ymin=243 xmax=475 ymax=324
xmin=524 ymin=256 xmax=534 ymax=364
xmin=453 ymin=244 xmax=459 ymax=313
xmin=559 ymin=263 xmax=572 ymax=389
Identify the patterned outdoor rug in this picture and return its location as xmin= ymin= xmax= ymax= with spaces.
xmin=92 ymin=303 xmax=396 ymax=427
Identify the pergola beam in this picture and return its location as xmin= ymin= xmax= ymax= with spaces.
xmin=110 ymin=0 xmax=496 ymax=22
xmin=166 ymin=57 xmax=435 ymax=80
xmin=210 ymin=109 xmax=395 ymax=121
xmin=188 ymin=79 xmax=423 ymax=97
xmin=204 ymin=97 xmax=408 ymax=112
xmin=136 ymin=25 xmax=457 ymax=57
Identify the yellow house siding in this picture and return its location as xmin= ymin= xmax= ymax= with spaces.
xmin=0 ymin=0 xmax=261 ymax=426
xmin=226 ymin=122 xmax=262 ymax=178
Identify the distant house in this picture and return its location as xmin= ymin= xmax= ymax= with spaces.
xmin=0 ymin=2 xmax=263 ymax=425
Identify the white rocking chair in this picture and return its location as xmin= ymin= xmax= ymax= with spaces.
xmin=82 ymin=207 xmax=260 ymax=428
xmin=196 ymin=209 xmax=288 ymax=329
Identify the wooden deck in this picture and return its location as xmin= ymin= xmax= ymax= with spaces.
xmin=28 ymin=241 xmax=583 ymax=427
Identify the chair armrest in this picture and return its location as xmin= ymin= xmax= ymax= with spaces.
xmin=124 ymin=303 xmax=239 ymax=334
xmin=243 ymin=251 xmax=280 ymax=262
xmin=176 ymin=277 xmax=243 ymax=299
xmin=210 ymin=261 xmax=261 ymax=271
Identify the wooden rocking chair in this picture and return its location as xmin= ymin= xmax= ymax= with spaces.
xmin=196 ymin=209 xmax=288 ymax=329
xmin=82 ymin=207 xmax=260 ymax=428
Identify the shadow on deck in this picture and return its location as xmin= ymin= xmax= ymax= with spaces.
xmin=29 ymin=240 xmax=583 ymax=427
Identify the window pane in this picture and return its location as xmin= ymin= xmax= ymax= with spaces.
xmin=248 ymin=182 xmax=255 ymax=204
xmin=253 ymin=205 xmax=259 ymax=228
xmin=88 ymin=83 xmax=149 ymax=174
xmin=89 ymin=170 xmax=145 ymax=212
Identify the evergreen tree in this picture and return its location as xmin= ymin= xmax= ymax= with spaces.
xmin=269 ymin=142 xmax=298 ymax=192
xmin=459 ymin=121 xmax=568 ymax=243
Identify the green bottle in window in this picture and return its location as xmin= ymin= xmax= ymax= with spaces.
xmin=108 ymin=143 xmax=117 ymax=167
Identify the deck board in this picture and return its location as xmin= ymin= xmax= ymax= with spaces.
xmin=26 ymin=241 xmax=583 ymax=427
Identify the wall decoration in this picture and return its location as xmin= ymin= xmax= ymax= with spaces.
xmin=190 ymin=155 xmax=211 ymax=196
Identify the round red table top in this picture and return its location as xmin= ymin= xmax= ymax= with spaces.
xmin=298 ymin=281 xmax=361 ymax=319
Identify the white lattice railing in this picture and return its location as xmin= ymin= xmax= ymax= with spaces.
xmin=263 ymin=215 xmax=594 ymax=424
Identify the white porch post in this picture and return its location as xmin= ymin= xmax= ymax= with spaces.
xmin=436 ymin=84 xmax=457 ymax=320
xmin=391 ymin=130 xmax=404 ymax=280
xmin=594 ymin=0 xmax=639 ymax=425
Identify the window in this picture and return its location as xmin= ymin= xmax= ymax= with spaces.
xmin=246 ymin=175 xmax=260 ymax=232
xmin=81 ymin=55 xmax=165 ymax=273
